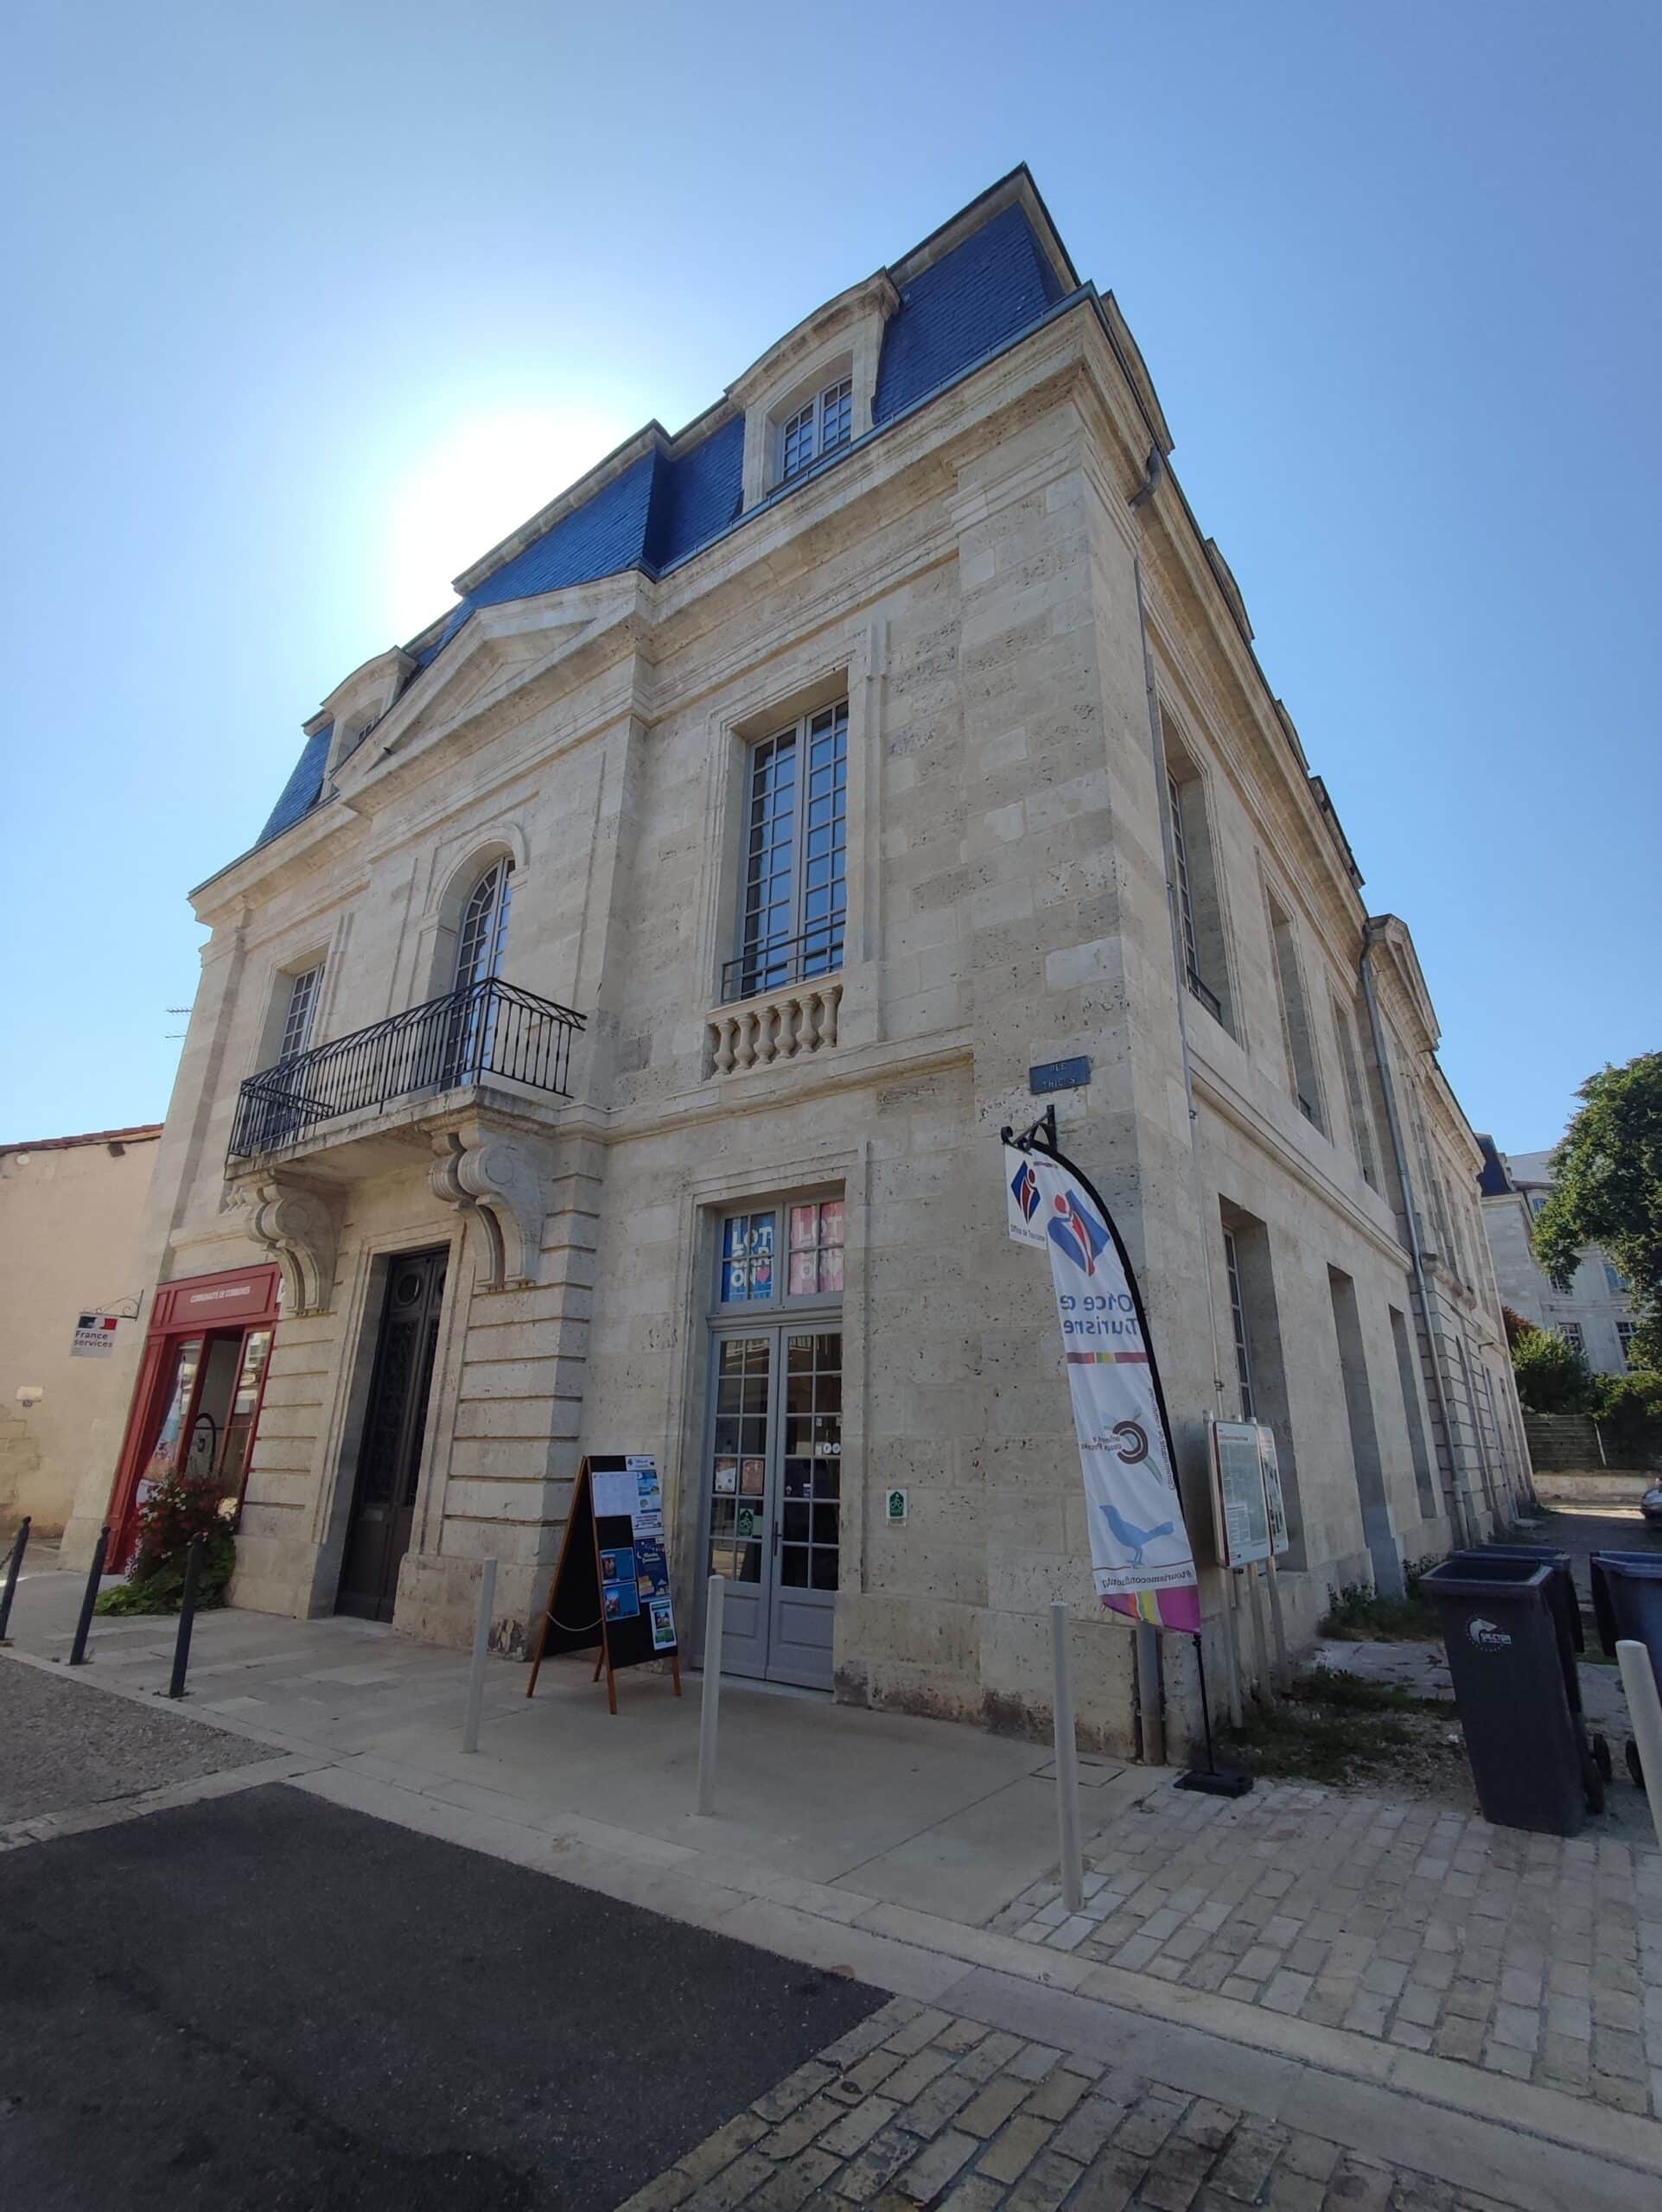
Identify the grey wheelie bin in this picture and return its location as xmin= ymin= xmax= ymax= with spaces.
xmin=1422 ymin=1554 xmax=1588 ymax=1835
xmin=1589 ymin=1550 xmax=1662 ymax=1786
xmin=1447 ymin=1543 xmax=1608 ymax=1788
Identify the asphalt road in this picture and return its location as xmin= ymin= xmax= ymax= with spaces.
xmin=0 ymin=1782 xmax=881 ymax=2211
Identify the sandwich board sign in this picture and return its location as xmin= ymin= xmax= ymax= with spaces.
xmin=526 ymin=1455 xmax=680 ymax=1713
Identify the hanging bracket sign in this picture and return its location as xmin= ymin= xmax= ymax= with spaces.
xmin=526 ymin=1454 xmax=681 ymax=1714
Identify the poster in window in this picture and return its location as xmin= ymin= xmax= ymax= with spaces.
xmin=713 ymin=1460 xmax=737 ymax=1494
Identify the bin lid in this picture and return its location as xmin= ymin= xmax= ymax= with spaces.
xmin=1589 ymin=1550 xmax=1662 ymax=1581
xmin=1423 ymin=1555 xmax=1554 ymax=1598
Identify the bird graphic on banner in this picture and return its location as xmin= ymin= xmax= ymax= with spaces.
xmin=1103 ymin=1500 xmax=1175 ymax=1568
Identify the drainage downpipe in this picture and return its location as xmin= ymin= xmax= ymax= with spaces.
xmin=1359 ymin=928 xmax=1474 ymax=1547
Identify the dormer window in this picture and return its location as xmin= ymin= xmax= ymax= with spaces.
xmin=780 ymin=377 xmax=853 ymax=483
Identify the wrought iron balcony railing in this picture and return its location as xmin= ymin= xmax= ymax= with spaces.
xmin=227 ymin=978 xmax=584 ymax=1162
xmin=1185 ymin=965 xmax=1223 ymax=1023
xmin=721 ymin=918 xmax=844 ymax=1006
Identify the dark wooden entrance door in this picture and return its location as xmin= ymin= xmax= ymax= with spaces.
xmin=335 ymin=1248 xmax=448 ymax=1622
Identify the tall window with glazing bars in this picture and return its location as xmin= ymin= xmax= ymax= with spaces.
xmin=729 ymin=702 xmax=849 ymax=1001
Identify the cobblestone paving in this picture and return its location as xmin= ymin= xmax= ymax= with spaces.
xmin=989 ymin=1781 xmax=1662 ymax=2119
xmin=618 ymin=1999 xmax=1531 ymax=2212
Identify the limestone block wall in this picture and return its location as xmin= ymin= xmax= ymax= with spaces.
xmin=0 ymin=1132 xmax=160 ymax=1539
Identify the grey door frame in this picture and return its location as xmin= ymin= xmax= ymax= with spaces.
xmin=692 ymin=1195 xmax=844 ymax=1688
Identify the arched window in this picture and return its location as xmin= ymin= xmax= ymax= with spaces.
xmin=453 ymin=858 xmax=513 ymax=991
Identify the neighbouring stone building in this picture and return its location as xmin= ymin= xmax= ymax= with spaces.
xmin=1479 ymin=1137 xmax=1638 ymax=1376
xmin=65 ymin=170 xmax=1528 ymax=1751
xmin=1 ymin=1124 xmax=162 ymax=1538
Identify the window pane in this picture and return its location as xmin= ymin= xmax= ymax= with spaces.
xmin=789 ymin=1250 xmax=817 ymax=1294
xmin=810 ymin=1548 xmax=838 ymax=1591
xmin=780 ymin=1545 xmax=810 ymax=1587
xmin=819 ymin=378 xmax=852 ymax=452
xmin=280 ymin=967 xmax=322 ymax=1059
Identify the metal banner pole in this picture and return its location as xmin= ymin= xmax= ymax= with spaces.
xmin=67 ymin=1525 xmax=110 ymax=1667
xmin=0 ymin=1516 xmax=30 ymax=1644
xmin=1050 ymin=1600 xmax=1085 ymax=1914
xmin=1134 ymin=1619 xmax=1165 ymax=1766
xmin=1175 ymin=1629 xmax=1252 ymax=1797
xmin=697 ymin=1576 xmax=724 ymax=1816
xmin=462 ymin=1558 xmax=498 ymax=1754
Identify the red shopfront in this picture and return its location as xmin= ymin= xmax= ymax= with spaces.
xmin=106 ymin=1264 xmax=281 ymax=1568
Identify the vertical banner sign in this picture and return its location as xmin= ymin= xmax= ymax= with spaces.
xmin=1005 ymin=1145 xmax=1201 ymax=1635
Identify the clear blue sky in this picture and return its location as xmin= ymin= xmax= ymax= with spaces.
xmin=5 ymin=2 xmax=1658 ymax=1154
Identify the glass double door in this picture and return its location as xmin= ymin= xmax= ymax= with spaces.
xmin=704 ymin=1323 xmax=841 ymax=1689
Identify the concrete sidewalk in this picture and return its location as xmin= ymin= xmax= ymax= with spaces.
xmin=5 ymin=1559 xmax=1662 ymax=2202
xmin=0 ymin=1555 xmax=1156 ymax=1923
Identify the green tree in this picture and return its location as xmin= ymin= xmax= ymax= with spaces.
xmin=1533 ymin=1051 xmax=1662 ymax=1368
xmin=1510 ymin=1325 xmax=1596 ymax=1414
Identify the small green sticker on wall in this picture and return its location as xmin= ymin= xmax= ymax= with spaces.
xmin=886 ymin=1489 xmax=907 ymax=1522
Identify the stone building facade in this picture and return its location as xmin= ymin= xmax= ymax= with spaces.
xmin=1 ymin=1124 xmax=161 ymax=1537
xmin=1480 ymin=1140 xmax=1637 ymax=1376
xmin=66 ymin=171 xmax=1526 ymax=1751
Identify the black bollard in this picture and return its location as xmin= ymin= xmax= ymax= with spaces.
xmin=0 ymin=1516 xmax=30 ymax=1643
xmin=167 ymin=1534 xmax=206 ymax=1700
xmin=67 ymin=1525 xmax=110 ymax=1666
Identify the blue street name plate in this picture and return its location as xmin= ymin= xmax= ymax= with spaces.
xmin=1029 ymin=1056 xmax=1092 ymax=1095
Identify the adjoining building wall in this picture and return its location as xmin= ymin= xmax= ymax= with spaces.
xmin=1481 ymin=1143 xmax=1635 ymax=1376
xmin=63 ymin=172 xmax=1528 ymax=1754
xmin=0 ymin=1128 xmax=161 ymax=1536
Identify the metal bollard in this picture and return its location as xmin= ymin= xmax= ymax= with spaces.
xmin=462 ymin=1557 xmax=498 ymax=1753
xmin=697 ymin=1574 xmax=724 ymax=1816
xmin=167 ymin=1534 xmax=207 ymax=1700
xmin=0 ymin=1516 xmax=30 ymax=1644
xmin=67 ymin=1525 xmax=110 ymax=1666
xmin=1617 ymin=1639 xmax=1662 ymax=1850
xmin=1050 ymin=1599 xmax=1085 ymax=1915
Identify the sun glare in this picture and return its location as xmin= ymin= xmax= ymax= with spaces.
xmin=379 ymin=403 xmax=639 ymax=641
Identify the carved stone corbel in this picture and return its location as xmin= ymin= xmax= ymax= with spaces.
xmin=430 ymin=1126 xmax=546 ymax=1290
xmin=245 ymin=1177 xmax=341 ymax=1317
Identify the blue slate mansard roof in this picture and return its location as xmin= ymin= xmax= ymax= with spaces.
xmin=253 ymin=172 xmax=1081 ymax=854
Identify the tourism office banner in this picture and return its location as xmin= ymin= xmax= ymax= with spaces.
xmin=1004 ymin=1144 xmax=1201 ymax=1637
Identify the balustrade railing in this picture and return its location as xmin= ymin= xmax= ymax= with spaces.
xmin=227 ymin=979 xmax=583 ymax=1161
